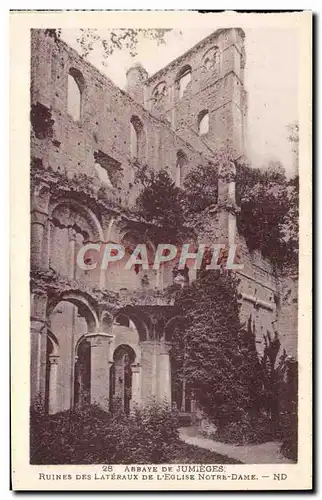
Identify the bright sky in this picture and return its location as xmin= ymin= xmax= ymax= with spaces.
xmin=62 ymin=28 xmax=299 ymax=175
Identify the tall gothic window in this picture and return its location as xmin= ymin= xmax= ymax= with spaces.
xmin=130 ymin=115 xmax=145 ymax=161
xmin=203 ymin=46 xmax=221 ymax=73
xmin=198 ymin=110 xmax=209 ymax=136
xmin=177 ymin=65 xmax=192 ymax=99
xmin=67 ymin=68 xmax=84 ymax=121
xmin=176 ymin=150 xmax=188 ymax=187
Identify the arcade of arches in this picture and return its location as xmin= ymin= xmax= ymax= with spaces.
xmin=30 ymin=187 xmax=195 ymax=416
xmin=30 ymin=286 xmax=189 ymax=415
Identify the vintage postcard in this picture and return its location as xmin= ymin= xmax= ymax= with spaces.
xmin=10 ymin=10 xmax=312 ymax=491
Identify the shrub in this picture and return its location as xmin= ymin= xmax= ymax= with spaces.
xmin=30 ymin=403 xmax=180 ymax=464
xmin=214 ymin=411 xmax=273 ymax=445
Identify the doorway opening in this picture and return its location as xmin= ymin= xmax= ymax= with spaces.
xmin=109 ymin=344 xmax=136 ymax=414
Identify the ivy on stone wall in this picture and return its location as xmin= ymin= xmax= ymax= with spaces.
xmin=170 ymin=269 xmax=263 ymax=426
xmin=168 ymin=272 xmax=297 ymax=446
xmin=134 ymin=151 xmax=299 ymax=273
xmin=235 ymin=159 xmax=299 ymax=273
xmin=134 ymin=167 xmax=187 ymax=244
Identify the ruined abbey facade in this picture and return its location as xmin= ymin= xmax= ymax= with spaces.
xmin=30 ymin=28 xmax=297 ymax=416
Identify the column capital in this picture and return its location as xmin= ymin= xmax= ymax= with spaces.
xmin=131 ymin=363 xmax=141 ymax=373
xmin=160 ymin=341 xmax=171 ymax=355
xmin=31 ymin=209 xmax=48 ymax=226
xmin=48 ymin=355 xmax=59 ymax=365
xmin=31 ymin=181 xmax=51 ymax=213
xmin=68 ymin=226 xmax=77 ymax=241
xmin=85 ymin=332 xmax=114 ymax=347
xmin=31 ymin=289 xmax=48 ymax=322
xmin=30 ymin=318 xmax=47 ymax=333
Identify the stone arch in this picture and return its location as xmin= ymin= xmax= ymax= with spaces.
xmin=49 ymin=198 xmax=104 ymax=279
xmin=163 ymin=315 xmax=185 ymax=342
xmin=152 ymin=81 xmax=167 ymax=104
xmin=113 ymin=343 xmax=136 ymax=363
xmin=49 ymin=197 xmax=104 ymax=242
xmin=46 ymin=329 xmax=59 ymax=355
xmin=47 ymin=290 xmax=99 ymax=333
xmin=114 ymin=307 xmax=153 ymax=341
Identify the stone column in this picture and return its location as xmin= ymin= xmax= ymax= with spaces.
xmin=31 ymin=182 xmax=50 ymax=269
xmin=48 ymin=354 xmax=59 ymax=414
xmin=210 ymin=160 xmax=238 ymax=246
xmin=130 ymin=363 xmax=141 ymax=410
xmin=158 ymin=342 xmax=171 ymax=405
xmin=68 ymin=227 xmax=76 ymax=280
xmin=88 ymin=333 xmax=114 ymax=411
xmin=30 ymin=289 xmax=48 ymax=403
xmin=30 ymin=319 xmax=45 ymax=400
xmin=42 ymin=219 xmax=52 ymax=269
xmin=140 ymin=341 xmax=158 ymax=403
xmin=31 ymin=210 xmax=48 ymax=269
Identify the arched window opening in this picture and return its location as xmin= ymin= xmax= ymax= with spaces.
xmin=198 ymin=110 xmax=209 ymax=136
xmin=203 ymin=46 xmax=221 ymax=73
xmin=152 ymin=81 xmax=167 ymax=103
xmin=176 ymin=150 xmax=188 ymax=187
xmin=177 ymin=65 xmax=192 ymax=99
xmin=130 ymin=116 xmax=145 ymax=161
xmin=110 ymin=345 xmax=136 ymax=414
xmin=94 ymin=162 xmax=113 ymax=187
xmin=44 ymin=332 xmax=59 ymax=415
xmin=44 ymin=336 xmax=54 ymax=414
xmin=93 ymin=150 xmax=122 ymax=189
xmin=74 ymin=339 xmax=91 ymax=407
xmin=67 ymin=68 xmax=84 ymax=122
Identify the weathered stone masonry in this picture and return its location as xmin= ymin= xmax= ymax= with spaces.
xmin=30 ymin=28 xmax=297 ymax=416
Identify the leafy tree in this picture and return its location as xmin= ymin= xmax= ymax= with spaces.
xmin=46 ymin=28 xmax=172 ymax=63
xmin=135 ymin=168 xmax=186 ymax=244
xmin=182 ymin=160 xmax=219 ymax=214
xmin=170 ymin=270 xmax=262 ymax=427
xmin=135 ymin=153 xmax=298 ymax=271
xmin=235 ymin=159 xmax=292 ymax=267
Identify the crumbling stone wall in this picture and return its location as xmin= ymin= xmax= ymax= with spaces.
xmin=31 ymin=29 xmax=211 ymax=211
xmin=30 ymin=28 xmax=297 ymax=415
xmin=144 ymin=28 xmax=247 ymax=158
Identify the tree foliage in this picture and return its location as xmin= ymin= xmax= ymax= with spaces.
xmin=170 ymin=270 xmax=263 ymax=426
xmin=75 ymin=28 xmax=172 ymax=64
xmin=235 ymin=158 xmax=298 ymax=271
xmin=134 ymin=167 xmax=187 ymax=244
xmin=30 ymin=402 xmax=239 ymax=464
xmin=134 ymin=154 xmax=299 ymax=272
